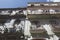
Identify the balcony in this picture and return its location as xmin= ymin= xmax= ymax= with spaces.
xmin=27 ymin=10 xmax=60 ymax=14
xmin=27 ymin=9 xmax=60 ymax=19
xmin=30 ymin=27 xmax=49 ymax=38
xmin=27 ymin=14 xmax=60 ymax=20
xmin=27 ymin=6 xmax=60 ymax=10
xmin=30 ymin=29 xmax=45 ymax=33
xmin=0 ymin=10 xmax=25 ymax=15
xmin=28 ymin=12 xmax=60 ymax=15
xmin=28 ymin=2 xmax=60 ymax=7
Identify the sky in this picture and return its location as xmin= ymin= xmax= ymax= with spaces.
xmin=0 ymin=0 xmax=60 ymax=8
xmin=0 ymin=0 xmax=27 ymax=8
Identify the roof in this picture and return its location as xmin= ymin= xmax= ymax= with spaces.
xmin=28 ymin=0 xmax=47 ymax=2
xmin=28 ymin=2 xmax=60 ymax=4
xmin=0 ymin=8 xmax=26 ymax=11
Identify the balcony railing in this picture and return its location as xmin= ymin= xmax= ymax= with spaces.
xmin=27 ymin=10 xmax=60 ymax=14
xmin=30 ymin=29 xmax=45 ymax=33
xmin=0 ymin=10 xmax=25 ymax=15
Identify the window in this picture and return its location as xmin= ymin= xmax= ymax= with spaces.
xmin=55 ymin=10 xmax=60 ymax=12
xmin=0 ymin=11 xmax=2 ymax=13
xmin=49 ymin=19 xmax=59 ymax=25
xmin=8 ymin=10 xmax=12 ymax=13
xmin=31 ymin=21 xmax=40 ymax=28
xmin=31 ymin=4 xmax=34 ymax=7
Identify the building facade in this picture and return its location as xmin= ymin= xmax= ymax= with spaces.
xmin=27 ymin=2 xmax=60 ymax=40
xmin=0 ymin=2 xmax=60 ymax=40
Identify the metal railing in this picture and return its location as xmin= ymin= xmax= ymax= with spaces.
xmin=28 ymin=11 xmax=60 ymax=14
